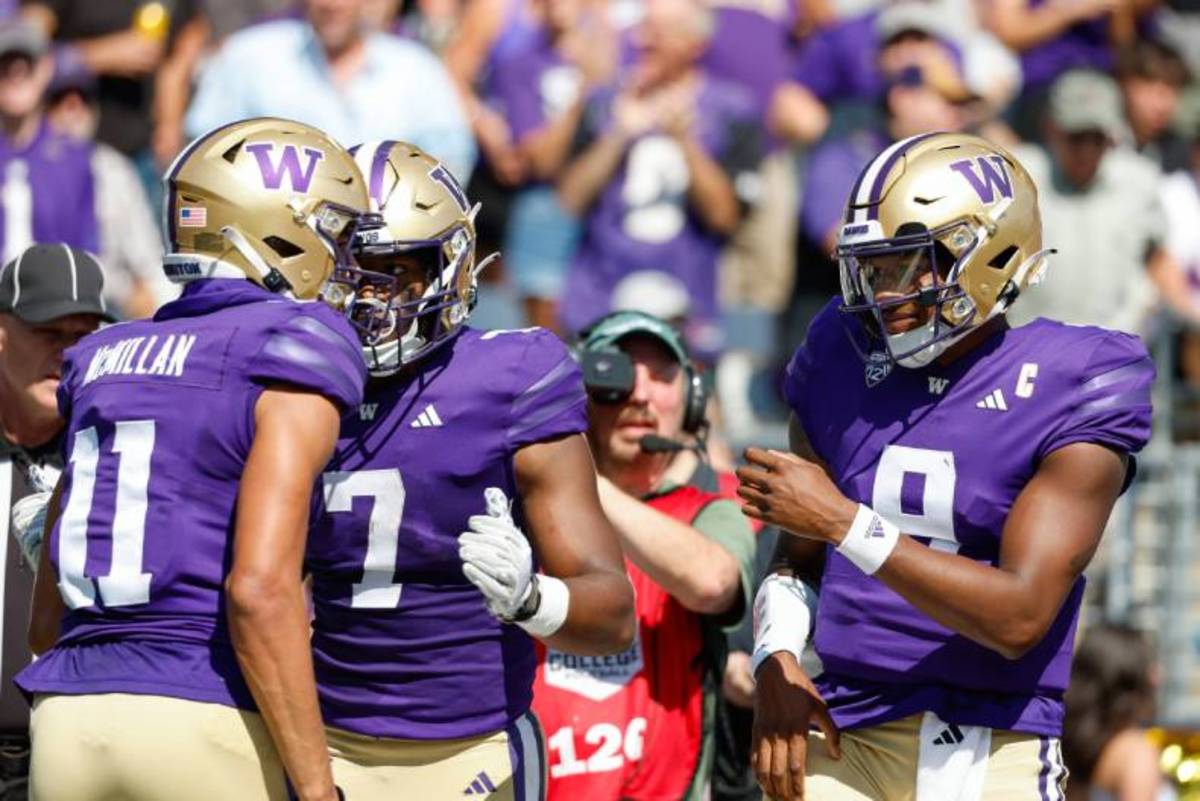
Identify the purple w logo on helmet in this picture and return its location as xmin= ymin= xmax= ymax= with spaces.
xmin=949 ymin=155 xmax=1013 ymax=204
xmin=245 ymin=142 xmax=325 ymax=193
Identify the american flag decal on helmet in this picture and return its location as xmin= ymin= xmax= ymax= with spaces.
xmin=179 ymin=207 xmax=207 ymax=227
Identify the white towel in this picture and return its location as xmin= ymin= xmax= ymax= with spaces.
xmin=916 ymin=711 xmax=991 ymax=801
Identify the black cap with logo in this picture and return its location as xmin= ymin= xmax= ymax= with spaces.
xmin=0 ymin=244 xmax=115 ymax=323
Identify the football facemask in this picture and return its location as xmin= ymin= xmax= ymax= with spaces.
xmin=343 ymin=140 xmax=496 ymax=376
xmin=838 ymin=222 xmax=978 ymax=369
xmin=338 ymin=227 xmax=484 ymax=372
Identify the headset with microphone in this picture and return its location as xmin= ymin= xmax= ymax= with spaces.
xmin=573 ymin=311 xmax=708 ymax=450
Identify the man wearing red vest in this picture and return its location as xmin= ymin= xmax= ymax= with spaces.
xmin=533 ymin=311 xmax=755 ymax=800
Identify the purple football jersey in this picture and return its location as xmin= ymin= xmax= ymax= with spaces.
xmin=15 ymin=280 xmax=366 ymax=709
xmin=307 ymin=326 xmax=588 ymax=740
xmin=783 ymin=299 xmax=1153 ymax=736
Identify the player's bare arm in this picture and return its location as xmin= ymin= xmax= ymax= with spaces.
xmin=737 ymin=439 xmax=1127 ymax=659
xmin=515 ymin=432 xmax=636 ymax=655
xmin=227 ymin=387 xmax=342 ymax=801
xmin=27 ymin=478 xmax=65 ymax=655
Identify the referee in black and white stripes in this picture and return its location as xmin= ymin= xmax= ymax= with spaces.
xmin=0 ymin=243 xmax=110 ymax=796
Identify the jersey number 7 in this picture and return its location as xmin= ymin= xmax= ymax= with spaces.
xmin=323 ymin=469 xmax=408 ymax=609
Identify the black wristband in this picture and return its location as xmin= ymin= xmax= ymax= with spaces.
xmin=505 ymin=575 xmax=542 ymax=623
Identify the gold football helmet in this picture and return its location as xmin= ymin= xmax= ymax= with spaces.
xmin=836 ymin=131 xmax=1051 ymax=370
xmin=162 ymin=117 xmax=376 ymax=301
xmin=344 ymin=140 xmax=495 ymax=376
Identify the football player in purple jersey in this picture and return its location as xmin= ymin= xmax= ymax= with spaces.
xmin=16 ymin=118 xmax=378 ymax=801
xmin=735 ymin=132 xmax=1154 ymax=801
xmin=303 ymin=139 xmax=635 ymax=800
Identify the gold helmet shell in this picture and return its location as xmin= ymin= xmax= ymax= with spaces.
xmin=347 ymin=140 xmax=489 ymax=376
xmin=162 ymin=117 xmax=373 ymax=301
xmin=837 ymin=131 xmax=1050 ymax=369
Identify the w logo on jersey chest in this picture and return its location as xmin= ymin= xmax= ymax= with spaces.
xmin=359 ymin=403 xmax=379 ymax=422
xmin=927 ymin=377 xmax=949 ymax=395
xmin=245 ymin=142 xmax=325 ymax=192
xmin=949 ymin=155 xmax=1013 ymax=204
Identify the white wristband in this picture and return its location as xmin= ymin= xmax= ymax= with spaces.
xmin=836 ymin=504 xmax=900 ymax=575
xmin=517 ymin=575 xmax=570 ymax=639
xmin=750 ymin=573 xmax=818 ymax=677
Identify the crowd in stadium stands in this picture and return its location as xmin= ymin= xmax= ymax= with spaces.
xmin=0 ymin=0 xmax=1194 ymax=797
xmin=3 ymin=0 xmax=1196 ymax=426
xmin=2 ymin=0 xmax=1198 ymax=363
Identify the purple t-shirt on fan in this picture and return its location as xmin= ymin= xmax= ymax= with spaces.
xmin=307 ymin=326 xmax=588 ymax=740
xmin=1017 ymin=0 xmax=1111 ymax=89
xmin=791 ymin=11 xmax=964 ymax=106
xmin=492 ymin=32 xmax=582 ymax=157
xmin=16 ymin=279 xmax=366 ymax=709
xmin=792 ymin=11 xmax=883 ymax=104
xmin=703 ymin=0 xmax=798 ymax=118
xmin=0 ymin=120 xmax=98 ymax=257
xmin=559 ymin=77 xmax=760 ymax=341
xmin=784 ymin=299 xmax=1153 ymax=736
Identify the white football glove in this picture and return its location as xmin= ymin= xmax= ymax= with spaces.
xmin=458 ymin=487 xmax=534 ymax=620
xmin=11 ymin=490 xmax=51 ymax=567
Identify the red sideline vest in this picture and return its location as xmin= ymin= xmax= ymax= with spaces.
xmin=533 ymin=485 xmax=719 ymax=801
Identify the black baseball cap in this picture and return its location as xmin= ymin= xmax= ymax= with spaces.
xmin=0 ymin=244 xmax=115 ymax=323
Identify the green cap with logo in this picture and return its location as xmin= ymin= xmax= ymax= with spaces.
xmin=579 ymin=311 xmax=690 ymax=366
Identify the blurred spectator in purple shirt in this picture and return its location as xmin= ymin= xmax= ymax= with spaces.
xmin=702 ymin=0 xmax=797 ymax=124
xmin=984 ymin=0 xmax=1121 ymax=89
xmin=441 ymin=0 xmax=543 ymax=309
xmin=0 ymin=21 xmax=97 ymax=262
xmin=800 ymin=56 xmax=969 ymax=256
xmin=787 ymin=1 xmax=1015 ymax=142
xmin=982 ymin=0 xmax=1159 ymax=136
xmin=703 ymin=0 xmax=815 ymax=330
xmin=557 ymin=0 xmax=762 ymax=358
xmin=45 ymin=47 xmax=172 ymax=318
xmin=443 ymin=0 xmax=541 ymax=186
xmin=492 ymin=0 xmax=614 ymax=330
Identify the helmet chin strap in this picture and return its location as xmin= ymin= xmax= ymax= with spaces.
xmin=220 ymin=226 xmax=297 ymax=299
xmin=365 ymin=337 xmax=403 ymax=377
xmin=361 ymin=295 xmax=428 ymax=378
xmin=889 ymin=320 xmax=948 ymax=368
xmin=889 ymin=312 xmax=972 ymax=369
xmin=989 ymin=247 xmax=1056 ymax=318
